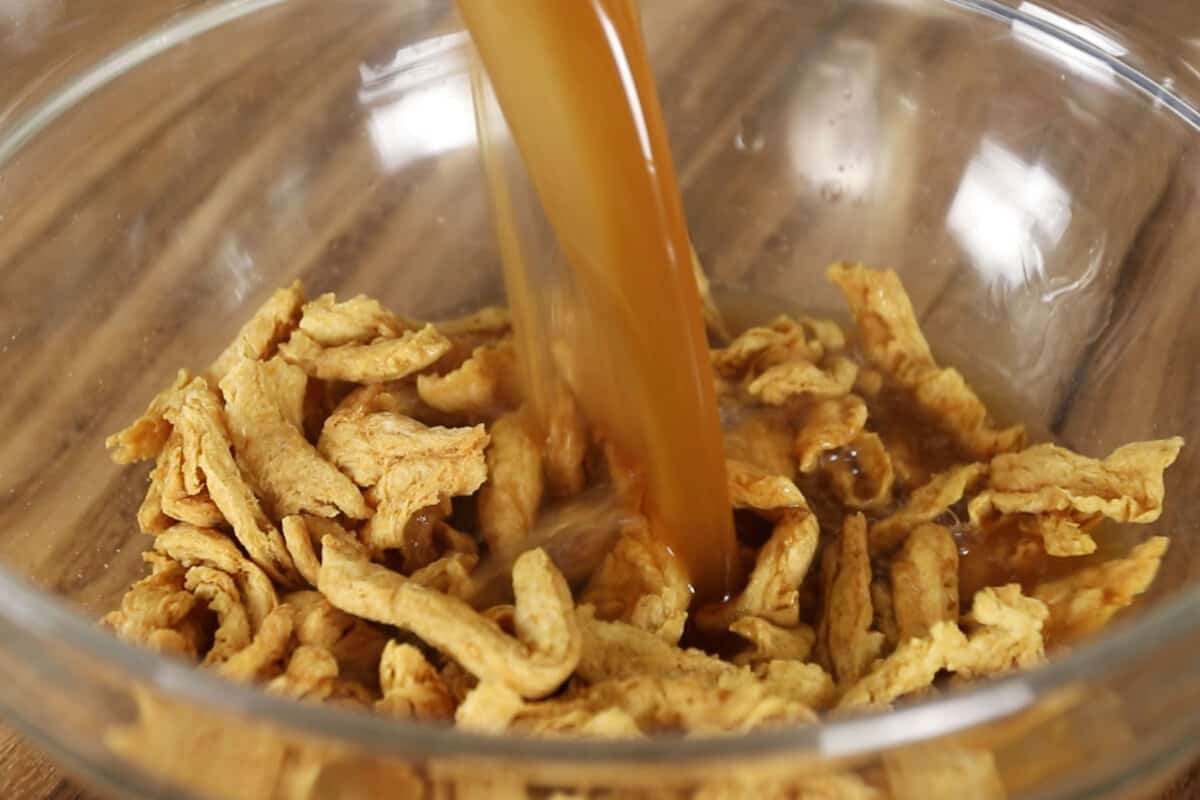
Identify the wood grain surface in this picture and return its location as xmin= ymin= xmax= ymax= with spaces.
xmin=1 ymin=0 xmax=1200 ymax=797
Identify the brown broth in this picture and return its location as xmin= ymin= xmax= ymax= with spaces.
xmin=457 ymin=0 xmax=738 ymax=601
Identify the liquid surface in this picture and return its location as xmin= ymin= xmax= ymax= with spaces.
xmin=457 ymin=0 xmax=738 ymax=600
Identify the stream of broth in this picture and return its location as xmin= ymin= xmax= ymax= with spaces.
xmin=456 ymin=0 xmax=738 ymax=601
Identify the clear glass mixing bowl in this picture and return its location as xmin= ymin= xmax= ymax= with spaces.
xmin=0 ymin=0 xmax=1198 ymax=797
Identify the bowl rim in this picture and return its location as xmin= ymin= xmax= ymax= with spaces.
xmin=4 ymin=559 xmax=1198 ymax=765
xmin=1 ymin=0 xmax=1198 ymax=773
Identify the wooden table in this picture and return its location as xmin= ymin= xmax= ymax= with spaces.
xmin=2 ymin=0 xmax=1200 ymax=798
xmin=2 ymin=731 xmax=89 ymax=800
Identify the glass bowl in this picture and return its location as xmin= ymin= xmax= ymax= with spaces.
xmin=1 ymin=0 xmax=1198 ymax=797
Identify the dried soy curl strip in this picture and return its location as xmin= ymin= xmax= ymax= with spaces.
xmin=969 ymin=439 xmax=1182 ymax=526
xmin=581 ymin=523 xmax=692 ymax=645
xmin=827 ymin=262 xmax=1025 ymax=460
xmin=100 ymin=264 xmax=1182 ymax=778
xmin=319 ymin=536 xmax=579 ymax=699
xmin=1034 ymin=537 xmax=1169 ymax=646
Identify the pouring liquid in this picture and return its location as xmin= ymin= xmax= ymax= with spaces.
xmin=457 ymin=0 xmax=738 ymax=601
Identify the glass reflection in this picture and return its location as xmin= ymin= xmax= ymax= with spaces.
xmin=219 ymin=235 xmax=259 ymax=306
xmin=0 ymin=0 xmax=63 ymax=55
xmin=1016 ymin=3 xmax=1128 ymax=56
xmin=1012 ymin=3 xmax=1119 ymax=86
xmin=947 ymin=138 xmax=1070 ymax=290
xmin=787 ymin=39 xmax=880 ymax=202
xmin=360 ymin=32 xmax=477 ymax=170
